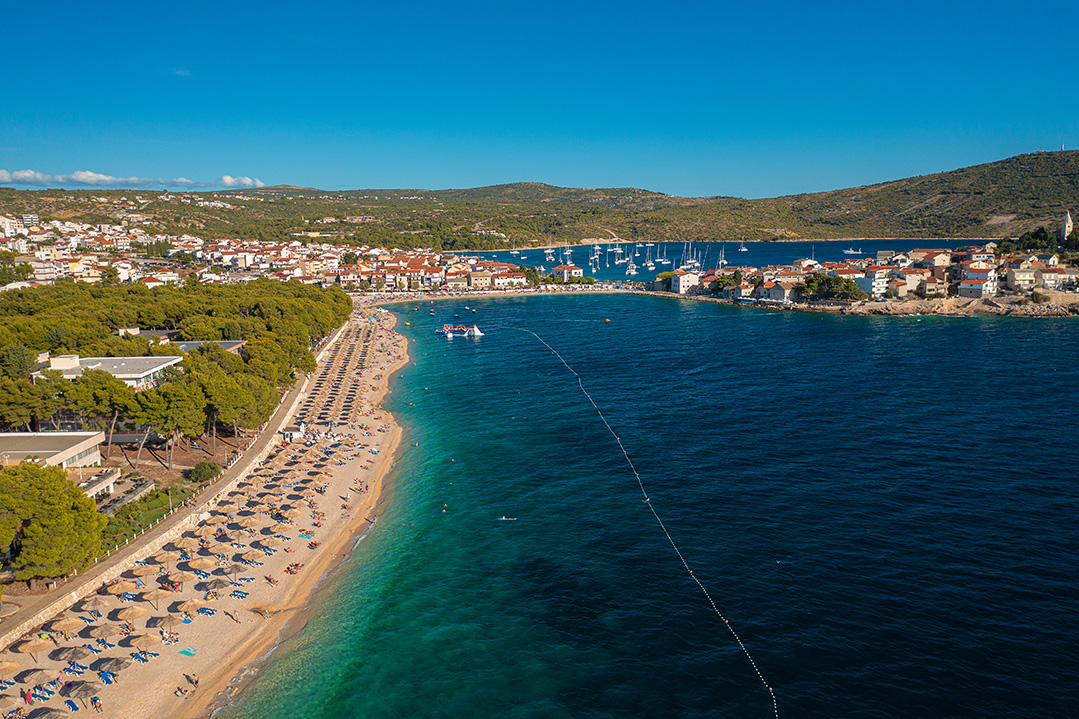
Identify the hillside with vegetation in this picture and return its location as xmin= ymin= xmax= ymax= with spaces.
xmin=3 ymin=151 xmax=1078 ymax=249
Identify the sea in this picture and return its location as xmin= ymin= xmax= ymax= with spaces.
xmin=215 ymin=291 xmax=1079 ymax=719
xmin=473 ymin=239 xmax=979 ymax=284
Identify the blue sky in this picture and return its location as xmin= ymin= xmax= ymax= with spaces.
xmin=2 ymin=0 xmax=1077 ymax=198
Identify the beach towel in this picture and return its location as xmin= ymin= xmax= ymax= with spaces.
xmin=179 ymin=647 xmax=198 ymax=657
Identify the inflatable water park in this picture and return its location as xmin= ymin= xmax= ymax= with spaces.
xmin=435 ymin=324 xmax=485 ymax=338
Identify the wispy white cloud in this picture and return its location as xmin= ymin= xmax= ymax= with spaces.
xmin=0 ymin=169 xmax=265 ymax=189
xmin=174 ymin=68 xmax=191 ymax=77
xmin=220 ymin=175 xmax=265 ymax=188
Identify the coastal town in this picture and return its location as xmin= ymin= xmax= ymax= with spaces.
xmin=2 ymin=210 xmax=1078 ymax=305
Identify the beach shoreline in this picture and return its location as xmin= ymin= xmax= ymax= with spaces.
xmin=0 ymin=306 xmax=413 ymax=719
xmin=179 ymin=309 xmax=410 ymax=719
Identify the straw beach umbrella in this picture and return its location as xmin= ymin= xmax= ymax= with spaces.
xmin=14 ymin=637 xmax=51 ymax=663
xmin=106 ymin=581 xmax=138 ymax=595
xmin=168 ymin=571 xmax=196 ymax=590
xmin=205 ymin=515 xmax=228 ymax=525
xmin=0 ymin=660 xmax=19 ymax=681
xmin=194 ymin=525 xmax=218 ymax=538
xmin=154 ymin=615 xmax=184 ymax=629
xmin=47 ymin=616 xmax=84 ymax=634
xmin=176 ymin=599 xmax=205 ymax=614
xmin=62 ymin=679 xmax=102 ymax=709
xmin=203 ymin=578 xmax=232 ymax=591
xmin=279 ymin=507 xmax=303 ymax=518
xmin=268 ymin=522 xmax=292 ymax=534
xmin=52 ymin=646 xmax=92 ymax=663
xmin=129 ymin=634 xmax=159 ymax=651
xmin=186 ymin=557 xmax=216 ymax=571
xmin=237 ymin=516 xmax=261 ymax=528
xmin=87 ymin=625 xmax=118 ymax=639
xmin=220 ymin=563 xmax=247 ymax=580
xmin=130 ymin=564 xmax=159 ymax=577
xmin=116 ymin=605 xmax=148 ymax=623
xmin=259 ymin=536 xmax=285 ymax=548
xmin=19 ymin=667 xmax=54 ymax=685
xmin=80 ymin=595 xmax=112 ymax=612
xmin=28 ymin=706 xmax=67 ymax=719
xmin=154 ymin=550 xmax=181 ymax=569
xmin=94 ymin=657 xmax=131 ymax=673
xmin=240 ymin=549 xmax=265 ymax=562
xmin=173 ymin=536 xmax=201 ymax=550
xmin=141 ymin=589 xmax=172 ymax=611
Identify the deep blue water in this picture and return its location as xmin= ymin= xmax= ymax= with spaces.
xmin=219 ymin=294 xmax=1079 ymax=719
xmin=478 ymin=239 xmax=975 ymax=282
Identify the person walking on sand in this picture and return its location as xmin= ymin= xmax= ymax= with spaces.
xmin=191 ymin=674 xmax=199 ymax=688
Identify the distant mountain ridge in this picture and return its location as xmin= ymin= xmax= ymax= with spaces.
xmin=248 ymin=151 xmax=1079 ymax=238
xmin=3 ymin=152 xmax=1077 ymax=244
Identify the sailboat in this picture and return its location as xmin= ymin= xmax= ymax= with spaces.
xmin=738 ymin=239 xmax=748 ymax=252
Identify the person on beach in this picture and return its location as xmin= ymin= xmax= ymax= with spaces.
xmin=92 ymin=697 xmax=103 ymax=713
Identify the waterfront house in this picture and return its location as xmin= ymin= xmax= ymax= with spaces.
xmin=551 ymin=265 xmax=583 ymax=282
xmin=1005 ymin=268 xmax=1036 ymax=292
xmin=669 ymin=270 xmax=700 ymax=294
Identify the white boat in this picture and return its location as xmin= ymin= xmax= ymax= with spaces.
xmin=739 ymin=240 xmax=748 ymax=252
xmin=842 ymin=247 xmax=863 ymax=255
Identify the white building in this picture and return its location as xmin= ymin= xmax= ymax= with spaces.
xmin=670 ymin=270 xmax=700 ymax=294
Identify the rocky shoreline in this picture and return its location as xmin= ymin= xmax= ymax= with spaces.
xmin=835 ymin=295 xmax=1079 ymax=318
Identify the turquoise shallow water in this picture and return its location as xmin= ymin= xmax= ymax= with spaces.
xmin=218 ymin=294 xmax=1079 ymax=719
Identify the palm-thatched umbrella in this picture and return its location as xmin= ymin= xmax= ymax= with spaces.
xmin=268 ymin=522 xmax=292 ymax=534
xmin=94 ymin=657 xmax=131 ymax=673
xmin=61 ymin=679 xmax=102 ymax=708
xmin=128 ymin=634 xmax=159 ymax=651
xmin=153 ymin=615 xmax=185 ymax=629
xmin=141 ymin=588 xmax=172 ymax=611
xmin=202 ymin=578 xmax=232 ymax=591
xmin=116 ymin=605 xmax=148 ymax=623
xmin=236 ymin=516 xmax=261 ymax=529
xmin=80 ymin=595 xmax=112 ymax=612
xmin=259 ymin=536 xmax=285 ymax=548
xmin=86 ymin=625 xmax=118 ymax=639
xmin=47 ymin=616 xmax=84 ymax=634
xmin=186 ymin=557 xmax=216 ymax=571
xmin=14 ymin=636 xmax=53 ymax=663
xmin=28 ymin=707 xmax=66 ymax=719
xmin=0 ymin=660 xmax=19 ymax=681
xmin=19 ymin=667 xmax=54 ymax=685
xmin=51 ymin=646 xmax=92 ymax=662
xmin=297 ymin=488 xmax=317 ymax=498
xmin=193 ymin=525 xmax=218 ymax=538
xmin=173 ymin=536 xmax=201 ymax=550
xmin=130 ymin=564 xmax=159 ymax=577
xmin=278 ymin=507 xmax=303 ymax=519
xmin=106 ymin=581 xmax=139 ymax=595
xmin=220 ymin=563 xmax=247 ymax=580
xmin=205 ymin=515 xmax=228 ymax=525
xmin=176 ymin=599 xmax=205 ymax=614
xmin=154 ymin=550 xmax=181 ymax=569
xmin=240 ymin=549 xmax=265 ymax=562
xmin=168 ymin=571 xmax=196 ymax=590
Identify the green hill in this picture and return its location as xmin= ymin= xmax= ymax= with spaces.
xmin=2 ymin=151 xmax=1077 ymax=249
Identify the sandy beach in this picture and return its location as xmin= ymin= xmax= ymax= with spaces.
xmin=0 ymin=304 xmax=409 ymax=719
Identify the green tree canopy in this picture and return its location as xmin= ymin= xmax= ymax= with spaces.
xmin=0 ymin=463 xmax=108 ymax=580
